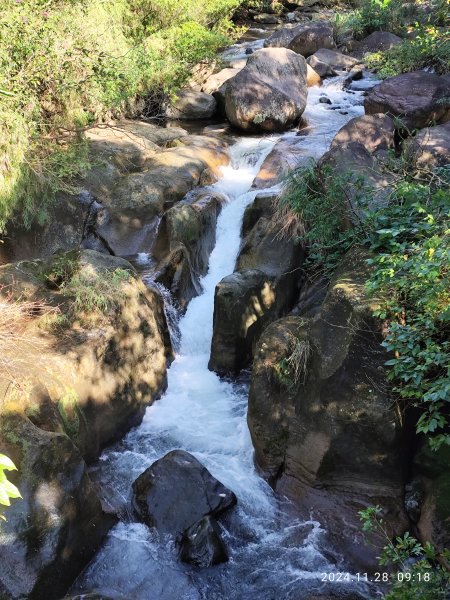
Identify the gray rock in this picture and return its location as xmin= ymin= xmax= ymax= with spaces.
xmin=405 ymin=121 xmax=450 ymax=169
xmin=132 ymin=450 xmax=237 ymax=535
xmin=354 ymin=31 xmax=403 ymax=58
xmin=224 ymin=48 xmax=308 ymax=132
xmin=166 ymin=90 xmax=217 ymax=120
xmin=331 ymin=114 xmax=395 ymax=154
xmin=306 ymin=54 xmax=337 ymax=77
xmin=179 ymin=516 xmax=228 ymax=567
xmin=364 ymin=72 xmax=450 ymax=130
xmin=311 ymin=48 xmax=360 ymax=70
xmin=265 ymin=21 xmax=335 ymax=57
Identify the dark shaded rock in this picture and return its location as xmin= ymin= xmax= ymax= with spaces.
xmin=209 ymin=194 xmax=303 ymax=376
xmin=254 ymin=13 xmax=280 ymax=24
xmin=248 ymin=247 xmax=411 ymax=570
xmin=412 ymin=444 xmax=450 ymax=553
xmin=0 ymin=250 xmax=172 ymax=462
xmin=319 ymin=141 xmax=394 ymax=213
xmin=166 ymin=90 xmax=217 ymax=120
xmin=331 ymin=114 xmax=395 ymax=155
xmin=353 ymin=31 xmax=403 ymax=58
xmin=310 ymin=48 xmax=360 ymax=70
xmin=132 ymin=450 xmax=237 ymax=535
xmin=0 ymin=414 xmax=114 ymax=600
xmin=405 ymin=121 xmax=450 ymax=170
xmin=179 ymin=516 xmax=228 ymax=567
xmin=364 ymin=72 xmax=450 ymax=130
xmin=224 ymin=48 xmax=308 ymax=133
xmin=319 ymin=96 xmax=332 ymax=104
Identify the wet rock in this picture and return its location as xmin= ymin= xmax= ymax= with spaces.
xmin=306 ymin=64 xmax=321 ymax=87
xmin=405 ymin=121 xmax=450 ymax=170
xmin=264 ymin=21 xmax=335 ymax=57
xmin=166 ymin=90 xmax=217 ymax=120
xmin=353 ymin=31 xmax=403 ymax=58
xmin=310 ymin=48 xmax=360 ymax=70
xmin=343 ymin=64 xmax=365 ymax=88
xmin=132 ymin=450 xmax=237 ymax=535
xmin=364 ymin=72 xmax=450 ymax=130
xmin=248 ymin=247 xmax=410 ymax=570
xmin=319 ymin=96 xmax=331 ymax=104
xmin=0 ymin=414 xmax=114 ymax=600
xmin=209 ymin=193 xmax=303 ymax=376
xmin=179 ymin=516 xmax=229 ymax=567
xmin=224 ymin=48 xmax=308 ymax=133
xmin=306 ymin=55 xmax=337 ymax=78
xmin=331 ymin=114 xmax=395 ymax=154
xmin=153 ymin=191 xmax=225 ymax=308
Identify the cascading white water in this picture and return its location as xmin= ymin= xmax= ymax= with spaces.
xmin=72 ymin=75 xmax=378 ymax=600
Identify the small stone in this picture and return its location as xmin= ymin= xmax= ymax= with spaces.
xmin=319 ymin=97 xmax=332 ymax=105
xmin=178 ymin=516 xmax=229 ymax=568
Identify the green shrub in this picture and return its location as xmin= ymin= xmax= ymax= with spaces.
xmin=0 ymin=0 xmax=242 ymax=232
xmin=0 ymin=454 xmax=21 ymax=521
xmin=366 ymin=27 xmax=450 ymax=77
xmin=359 ymin=506 xmax=450 ymax=599
xmin=277 ymin=162 xmax=450 ymax=450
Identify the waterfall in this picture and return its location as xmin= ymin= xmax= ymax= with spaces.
xmin=71 ymin=74 xmax=377 ymax=600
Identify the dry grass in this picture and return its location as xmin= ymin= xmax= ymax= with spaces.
xmin=286 ymin=334 xmax=311 ymax=386
xmin=271 ymin=193 xmax=306 ymax=241
xmin=0 ymin=289 xmax=55 ymax=400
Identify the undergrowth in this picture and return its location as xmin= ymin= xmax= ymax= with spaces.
xmin=278 ymin=162 xmax=450 ymax=451
xmin=0 ymin=0 xmax=242 ymax=232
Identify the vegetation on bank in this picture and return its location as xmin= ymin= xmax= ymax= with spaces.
xmin=0 ymin=454 xmax=20 ymax=521
xmin=278 ymin=163 xmax=450 ymax=451
xmin=0 ymin=0 xmax=242 ymax=232
xmin=360 ymin=506 xmax=450 ymax=599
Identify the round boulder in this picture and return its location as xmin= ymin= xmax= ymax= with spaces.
xmin=224 ymin=48 xmax=308 ymax=132
xmin=264 ymin=21 xmax=335 ymax=57
xmin=167 ymin=90 xmax=217 ymax=120
xmin=364 ymin=72 xmax=450 ymax=130
xmin=132 ymin=450 xmax=237 ymax=535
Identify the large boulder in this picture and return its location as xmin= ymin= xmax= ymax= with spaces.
xmin=405 ymin=121 xmax=450 ymax=170
xmin=0 ymin=250 xmax=172 ymax=461
xmin=166 ymin=90 xmax=217 ymax=120
xmin=96 ymin=135 xmax=229 ymax=256
xmin=331 ymin=114 xmax=395 ymax=155
xmin=248 ymin=247 xmax=410 ymax=569
xmin=0 ymin=414 xmax=114 ymax=600
xmin=132 ymin=450 xmax=237 ymax=535
xmin=353 ymin=31 xmax=403 ymax=58
xmin=288 ymin=22 xmax=335 ymax=57
xmin=264 ymin=22 xmax=335 ymax=57
xmin=209 ymin=194 xmax=303 ymax=376
xmin=178 ymin=516 xmax=228 ymax=567
xmin=309 ymin=48 xmax=360 ymax=70
xmin=152 ymin=191 xmax=226 ymax=308
xmin=319 ymin=141 xmax=394 ymax=212
xmin=364 ymin=72 xmax=450 ymax=130
xmin=252 ymin=139 xmax=309 ymax=189
xmin=224 ymin=48 xmax=308 ymax=133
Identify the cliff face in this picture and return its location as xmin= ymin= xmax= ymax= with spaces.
xmin=0 ymin=249 xmax=172 ymax=600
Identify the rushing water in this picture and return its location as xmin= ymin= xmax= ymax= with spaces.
xmin=71 ymin=72 xmax=379 ymax=600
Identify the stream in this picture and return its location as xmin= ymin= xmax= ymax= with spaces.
xmin=70 ymin=42 xmax=381 ymax=600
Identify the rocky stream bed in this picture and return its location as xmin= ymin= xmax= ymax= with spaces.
xmin=0 ymin=14 xmax=449 ymax=600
